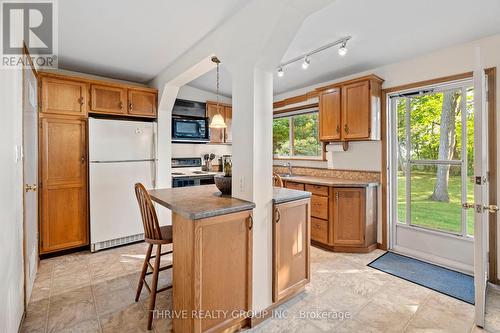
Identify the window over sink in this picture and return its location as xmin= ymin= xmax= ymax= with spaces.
xmin=273 ymin=110 xmax=322 ymax=159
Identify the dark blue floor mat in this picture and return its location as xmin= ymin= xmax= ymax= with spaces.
xmin=368 ymin=252 xmax=474 ymax=304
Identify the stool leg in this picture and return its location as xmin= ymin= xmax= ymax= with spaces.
xmin=135 ymin=243 xmax=153 ymax=302
xmin=147 ymin=244 xmax=162 ymax=330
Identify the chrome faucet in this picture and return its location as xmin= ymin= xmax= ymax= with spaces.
xmin=284 ymin=162 xmax=292 ymax=177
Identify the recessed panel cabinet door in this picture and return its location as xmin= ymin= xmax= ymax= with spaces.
xmin=90 ymin=84 xmax=126 ymax=114
xmin=128 ymin=89 xmax=157 ymax=117
xmin=41 ymin=78 xmax=87 ymax=116
xmin=333 ymin=188 xmax=365 ymax=246
xmin=319 ymin=87 xmax=341 ymax=141
xmin=342 ymin=81 xmax=370 ymax=140
xmin=40 ymin=116 xmax=88 ymax=253
xmin=273 ymin=199 xmax=310 ymax=302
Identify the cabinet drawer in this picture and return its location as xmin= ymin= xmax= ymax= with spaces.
xmin=305 ymin=184 xmax=329 ymax=196
xmin=311 ymin=218 xmax=328 ymax=244
xmin=285 ymin=182 xmax=305 ymax=191
xmin=311 ymin=194 xmax=328 ymax=220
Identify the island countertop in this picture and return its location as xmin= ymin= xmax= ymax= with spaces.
xmin=273 ymin=186 xmax=311 ymax=204
xmin=282 ymin=175 xmax=378 ymax=187
xmin=148 ymin=185 xmax=255 ymax=220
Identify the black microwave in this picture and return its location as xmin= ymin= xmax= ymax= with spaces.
xmin=172 ymin=117 xmax=210 ymax=143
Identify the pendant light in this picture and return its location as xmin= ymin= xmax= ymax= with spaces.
xmin=209 ymin=56 xmax=227 ymax=129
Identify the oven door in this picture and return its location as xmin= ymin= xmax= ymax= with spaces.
xmin=172 ymin=118 xmax=209 ymax=143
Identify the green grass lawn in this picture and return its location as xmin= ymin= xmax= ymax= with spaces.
xmin=397 ymin=171 xmax=474 ymax=236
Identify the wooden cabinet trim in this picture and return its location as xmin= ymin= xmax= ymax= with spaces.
xmin=38 ymin=71 xmax=157 ymax=93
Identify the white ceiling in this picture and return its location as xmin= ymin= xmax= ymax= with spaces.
xmin=57 ymin=0 xmax=248 ymax=83
xmin=188 ymin=0 xmax=500 ymax=96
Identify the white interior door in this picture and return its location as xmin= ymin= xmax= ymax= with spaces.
xmin=22 ymin=52 xmax=38 ymax=304
xmin=473 ymin=66 xmax=489 ymax=328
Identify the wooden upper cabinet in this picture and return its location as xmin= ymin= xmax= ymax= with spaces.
xmin=341 ymin=81 xmax=370 ymax=140
xmin=273 ymin=198 xmax=310 ymax=302
xmin=224 ymin=106 xmax=232 ymax=143
xmin=41 ymin=78 xmax=87 ymax=116
xmin=128 ymin=89 xmax=157 ymax=117
xmin=90 ymin=84 xmax=126 ymax=115
xmin=319 ymin=87 xmax=341 ymax=141
xmin=316 ymin=74 xmax=383 ymax=142
xmin=333 ymin=188 xmax=365 ymax=246
xmin=206 ymin=103 xmax=225 ymax=143
xmin=40 ymin=116 xmax=88 ymax=253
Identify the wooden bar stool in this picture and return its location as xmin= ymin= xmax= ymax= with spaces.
xmin=273 ymin=172 xmax=284 ymax=187
xmin=134 ymin=183 xmax=173 ymax=330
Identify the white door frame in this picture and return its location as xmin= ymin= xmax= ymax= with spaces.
xmin=387 ymin=79 xmax=475 ymax=274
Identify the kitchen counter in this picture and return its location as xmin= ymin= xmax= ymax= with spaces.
xmin=282 ymin=175 xmax=378 ymax=187
xmin=273 ymin=186 xmax=311 ymax=204
xmin=148 ymin=184 xmax=255 ymax=220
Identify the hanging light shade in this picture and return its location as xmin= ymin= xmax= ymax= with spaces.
xmin=209 ymin=56 xmax=227 ymax=129
xmin=210 ymin=113 xmax=227 ymax=128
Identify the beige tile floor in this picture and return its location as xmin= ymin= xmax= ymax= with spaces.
xmin=20 ymin=242 xmax=496 ymax=333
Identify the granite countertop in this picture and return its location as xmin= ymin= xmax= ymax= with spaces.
xmin=273 ymin=186 xmax=311 ymax=204
xmin=148 ymin=185 xmax=255 ymax=220
xmin=282 ymin=175 xmax=378 ymax=187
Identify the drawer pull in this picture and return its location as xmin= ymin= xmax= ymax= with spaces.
xmin=275 ymin=208 xmax=281 ymax=223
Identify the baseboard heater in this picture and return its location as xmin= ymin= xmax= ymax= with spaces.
xmin=91 ymin=233 xmax=144 ymax=252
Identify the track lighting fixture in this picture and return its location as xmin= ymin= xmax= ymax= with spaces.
xmin=302 ymin=56 xmax=310 ymax=70
xmin=338 ymin=41 xmax=348 ymax=56
xmin=277 ymin=67 xmax=284 ymax=77
xmin=275 ymin=36 xmax=351 ymax=76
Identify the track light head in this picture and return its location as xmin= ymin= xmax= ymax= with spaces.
xmin=338 ymin=42 xmax=348 ymax=56
xmin=302 ymin=56 xmax=310 ymax=70
xmin=277 ymin=67 xmax=284 ymax=77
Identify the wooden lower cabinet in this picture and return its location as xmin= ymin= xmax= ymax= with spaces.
xmin=40 ymin=115 xmax=88 ymax=253
xmin=284 ymin=180 xmax=377 ymax=253
xmin=172 ymin=210 xmax=252 ymax=333
xmin=333 ymin=187 xmax=378 ymax=251
xmin=273 ymin=198 xmax=310 ymax=302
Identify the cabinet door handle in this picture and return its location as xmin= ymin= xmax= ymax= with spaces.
xmin=275 ymin=208 xmax=281 ymax=223
xmin=81 ymin=156 xmax=85 ymax=164
xmin=119 ymin=101 xmax=123 ymax=109
xmin=344 ymin=124 xmax=349 ymax=134
xmin=78 ymin=97 xmax=84 ymax=105
xmin=336 ymin=125 xmax=340 ymax=134
xmin=335 ymin=192 xmax=339 ymax=201
xmin=129 ymin=103 xmax=133 ymax=111
xmin=248 ymin=215 xmax=253 ymax=230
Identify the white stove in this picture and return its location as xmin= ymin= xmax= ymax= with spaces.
xmin=171 ymin=157 xmax=220 ymax=187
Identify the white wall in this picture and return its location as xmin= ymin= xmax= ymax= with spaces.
xmin=0 ymin=68 xmax=25 ymax=332
xmin=172 ymin=85 xmax=232 ymax=163
xmin=275 ymin=33 xmax=500 ymax=277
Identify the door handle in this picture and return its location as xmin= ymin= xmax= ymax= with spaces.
xmin=25 ymin=184 xmax=37 ymax=192
xmin=248 ymin=215 xmax=253 ymax=230
xmin=336 ymin=125 xmax=340 ymax=134
xmin=484 ymin=205 xmax=499 ymax=213
xmin=462 ymin=202 xmax=475 ymax=210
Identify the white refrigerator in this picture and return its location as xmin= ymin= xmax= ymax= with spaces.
xmin=89 ymin=118 xmax=157 ymax=252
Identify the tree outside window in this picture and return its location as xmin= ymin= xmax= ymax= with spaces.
xmin=273 ymin=111 xmax=321 ymax=158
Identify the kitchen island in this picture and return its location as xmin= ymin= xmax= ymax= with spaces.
xmin=148 ymin=185 xmax=255 ymax=333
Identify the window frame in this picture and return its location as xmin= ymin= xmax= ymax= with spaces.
xmin=273 ymin=109 xmax=325 ymax=161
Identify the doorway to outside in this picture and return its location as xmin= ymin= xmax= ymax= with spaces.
xmin=388 ymin=79 xmax=475 ymax=273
